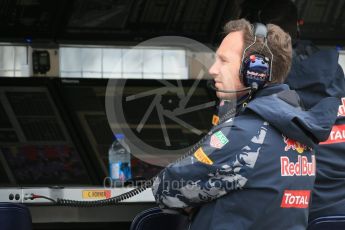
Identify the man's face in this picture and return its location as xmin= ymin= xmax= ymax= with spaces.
xmin=209 ymin=31 xmax=246 ymax=100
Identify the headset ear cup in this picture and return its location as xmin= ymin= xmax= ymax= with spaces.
xmin=241 ymin=53 xmax=270 ymax=89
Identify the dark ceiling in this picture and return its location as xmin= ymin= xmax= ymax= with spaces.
xmin=0 ymin=0 xmax=344 ymax=46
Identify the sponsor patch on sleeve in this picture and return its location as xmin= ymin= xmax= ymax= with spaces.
xmin=194 ymin=147 xmax=213 ymax=165
xmin=280 ymin=190 xmax=310 ymax=208
xmin=212 ymin=115 xmax=219 ymax=126
xmin=210 ymin=130 xmax=229 ymax=149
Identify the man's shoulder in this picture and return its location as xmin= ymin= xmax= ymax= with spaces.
xmin=233 ymin=112 xmax=267 ymax=127
xmin=215 ymin=113 xmax=270 ymax=138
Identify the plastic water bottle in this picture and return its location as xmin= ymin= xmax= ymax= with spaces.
xmin=109 ymin=133 xmax=132 ymax=187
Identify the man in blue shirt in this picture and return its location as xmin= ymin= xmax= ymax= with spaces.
xmin=152 ymin=18 xmax=338 ymax=229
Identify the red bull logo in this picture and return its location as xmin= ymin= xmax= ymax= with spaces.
xmin=283 ymin=135 xmax=308 ymax=154
xmin=280 ymin=155 xmax=316 ymax=176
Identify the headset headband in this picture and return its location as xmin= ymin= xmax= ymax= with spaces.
xmin=253 ymin=23 xmax=268 ymax=39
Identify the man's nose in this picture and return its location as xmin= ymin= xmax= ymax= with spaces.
xmin=208 ymin=62 xmax=219 ymax=77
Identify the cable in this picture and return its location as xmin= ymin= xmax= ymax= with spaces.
xmin=56 ymin=179 xmax=154 ymax=207
xmin=25 ymin=194 xmax=57 ymax=203
xmin=206 ymin=80 xmax=252 ymax=93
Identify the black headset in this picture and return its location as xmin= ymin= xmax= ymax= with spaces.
xmin=208 ymin=22 xmax=273 ymax=94
xmin=239 ymin=23 xmax=273 ymax=90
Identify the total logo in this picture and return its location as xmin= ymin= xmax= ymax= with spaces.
xmin=320 ymin=124 xmax=345 ymax=145
xmin=283 ymin=135 xmax=309 ymax=154
xmin=280 ymin=155 xmax=316 ymax=176
xmin=281 ymin=190 xmax=310 ymax=209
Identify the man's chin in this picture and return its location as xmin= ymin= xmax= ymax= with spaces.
xmin=216 ymin=91 xmax=237 ymax=100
